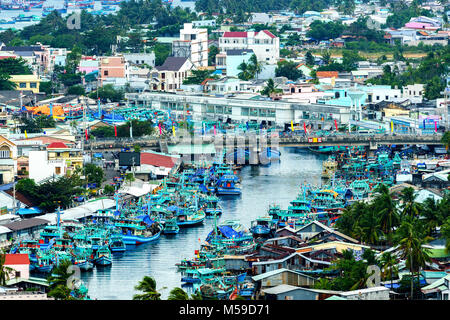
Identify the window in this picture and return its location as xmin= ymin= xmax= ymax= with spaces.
xmin=55 ymin=167 xmax=61 ymax=175
xmin=385 ymin=96 xmax=388 ymax=100
xmin=104 ymin=70 xmax=109 ymax=76
xmin=0 ymin=148 xmax=10 ymax=158
xmin=19 ymin=82 xmax=27 ymax=88
xmin=30 ymin=82 xmax=37 ymax=88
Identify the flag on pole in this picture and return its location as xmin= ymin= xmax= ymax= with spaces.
xmin=172 ymin=125 xmax=176 ymax=137
xmin=213 ymin=125 xmax=216 ymax=135
xmin=114 ymin=125 xmax=117 ymax=137
xmin=334 ymin=119 xmax=338 ymax=130
xmin=291 ymin=121 xmax=294 ymax=132
xmin=24 ymin=130 xmax=28 ymax=139
xmin=434 ymin=120 xmax=437 ymax=132
xmin=85 ymin=129 xmax=89 ymax=140
xmin=303 ymin=122 xmax=307 ymax=134
xmin=158 ymin=123 xmax=162 ymax=135
xmin=390 ymin=121 xmax=393 ymax=133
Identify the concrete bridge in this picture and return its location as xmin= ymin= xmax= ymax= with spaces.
xmin=84 ymin=133 xmax=444 ymax=152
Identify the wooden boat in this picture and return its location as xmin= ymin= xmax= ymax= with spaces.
xmin=93 ymin=246 xmax=112 ymax=266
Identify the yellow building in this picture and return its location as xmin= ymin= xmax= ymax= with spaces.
xmin=9 ymin=74 xmax=41 ymax=94
xmin=46 ymin=142 xmax=83 ymax=175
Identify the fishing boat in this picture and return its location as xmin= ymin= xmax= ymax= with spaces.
xmin=93 ymin=246 xmax=112 ymax=266
xmin=215 ymin=175 xmax=241 ymax=196
xmin=114 ymin=217 xmax=162 ymax=245
xmin=249 ymin=216 xmax=276 ymax=238
xmin=109 ymin=234 xmax=126 ymax=252
xmin=176 ymin=208 xmax=206 ymax=227
xmin=162 ymin=217 xmax=180 ymax=234
xmin=202 ymin=195 xmax=223 ymax=216
xmin=34 ymin=251 xmax=54 ymax=273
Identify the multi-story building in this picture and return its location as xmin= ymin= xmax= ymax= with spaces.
xmin=9 ymin=75 xmax=41 ymax=94
xmin=172 ymin=23 xmax=208 ymax=68
xmin=218 ymin=30 xmax=280 ymax=64
xmin=215 ymin=49 xmax=255 ymax=77
xmin=123 ymin=52 xmax=156 ymax=68
xmin=150 ymin=57 xmax=195 ymax=92
xmin=0 ymin=135 xmax=17 ymax=185
xmin=99 ymin=56 xmax=128 ymax=87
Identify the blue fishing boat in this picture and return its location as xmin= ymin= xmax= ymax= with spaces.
xmin=162 ymin=217 xmax=180 ymax=234
xmin=216 ymin=175 xmax=241 ymax=196
xmin=249 ymin=216 xmax=276 ymax=237
xmin=109 ymin=234 xmax=126 ymax=252
xmin=115 ymin=216 xmax=162 ymax=245
xmin=93 ymin=246 xmax=112 ymax=266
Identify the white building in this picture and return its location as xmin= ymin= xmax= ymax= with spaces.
xmin=402 ymin=84 xmax=425 ymax=103
xmin=172 ymin=23 xmax=208 ymax=68
xmin=218 ymin=30 xmax=280 ymax=64
xmin=123 ymin=52 xmax=156 ymax=68
xmin=28 ymin=150 xmax=66 ymax=184
xmin=150 ymin=57 xmax=195 ymax=92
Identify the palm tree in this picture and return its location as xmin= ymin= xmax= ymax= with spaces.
xmin=421 ymin=197 xmax=440 ymax=236
xmin=441 ymin=217 xmax=450 ymax=253
xmin=133 ymin=276 xmax=164 ymax=300
xmin=395 ymin=217 xmax=431 ymax=299
xmin=248 ymin=54 xmax=262 ymax=79
xmin=373 ymin=184 xmax=400 ymax=244
xmin=168 ymin=287 xmax=203 ymax=300
xmin=168 ymin=287 xmax=189 ymax=300
xmin=47 ymin=259 xmax=75 ymax=300
xmin=0 ymin=252 xmax=14 ymax=286
xmin=379 ymin=251 xmax=398 ymax=290
xmin=260 ymin=79 xmax=282 ymax=97
xmin=399 ymin=187 xmax=420 ymax=218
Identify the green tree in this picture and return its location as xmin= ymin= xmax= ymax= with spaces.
xmin=260 ymin=78 xmax=282 ymax=97
xmin=395 ymin=216 xmax=432 ymax=299
xmin=305 ymin=51 xmax=315 ymax=66
xmin=379 ymin=251 xmax=398 ymax=290
xmin=67 ymin=85 xmax=86 ymax=96
xmin=208 ymin=45 xmax=219 ymax=66
xmin=0 ymin=252 xmax=14 ymax=286
xmin=133 ymin=276 xmax=163 ymax=300
xmin=84 ymin=163 xmax=104 ymax=186
xmin=275 ymin=60 xmax=303 ymax=81
xmin=47 ymin=260 xmax=75 ymax=300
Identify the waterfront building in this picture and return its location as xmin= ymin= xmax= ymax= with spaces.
xmin=126 ymin=91 xmax=350 ymax=126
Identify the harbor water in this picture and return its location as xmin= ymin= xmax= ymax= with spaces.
xmin=80 ymin=147 xmax=327 ymax=300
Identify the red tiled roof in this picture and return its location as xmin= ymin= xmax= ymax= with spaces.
xmin=140 ymin=152 xmax=178 ymax=168
xmin=316 ymin=71 xmax=339 ymax=78
xmin=4 ymin=253 xmax=30 ymax=265
xmin=260 ymin=30 xmax=276 ymax=38
xmin=47 ymin=142 xmax=69 ymax=149
xmin=223 ymin=31 xmax=247 ymax=38
xmin=22 ymin=136 xmax=75 ymax=146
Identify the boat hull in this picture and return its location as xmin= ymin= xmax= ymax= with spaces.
xmin=122 ymin=232 xmax=161 ymax=245
xmin=93 ymin=256 xmax=112 ymax=266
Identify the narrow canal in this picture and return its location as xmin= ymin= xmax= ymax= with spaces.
xmin=80 ymin=147 xmax=327 ymax=300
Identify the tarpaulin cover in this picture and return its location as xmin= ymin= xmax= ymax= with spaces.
xmin=218 ymin=225 xmax=244 ymax=239
xmin=137 ymin=215 xmax=155 ymax=226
